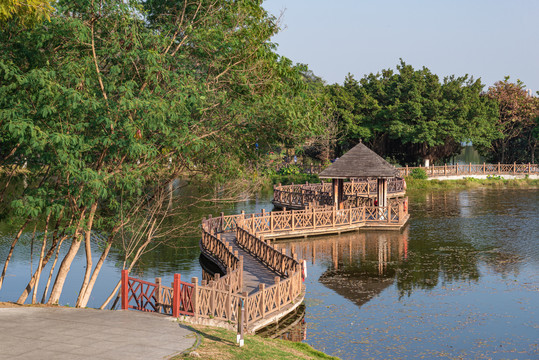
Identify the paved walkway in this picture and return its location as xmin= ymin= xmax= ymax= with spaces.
xmin=0 ymin=307 xmax=195 ymax=360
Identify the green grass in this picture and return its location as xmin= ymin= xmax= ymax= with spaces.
xmin=405 ymin=176 xmax=539 ymax=191
xmin=177 ymin=324 xmax=339 ymax=360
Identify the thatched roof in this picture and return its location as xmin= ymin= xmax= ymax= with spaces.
xmin=319 ymin=143 xmax=398 ymax=179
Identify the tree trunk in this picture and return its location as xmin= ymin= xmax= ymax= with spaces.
xmin=45 ymin=234 xmax=83 ymax=305
xmin=77 ymin=225 xmax=120 ymax=308
xmin=77 ymin=238 xmax=114 ymax=308
xmin=46 ymin=207 xmax=89 ymax=305
xmin=31 ymin=213 xmax=51 ymax=304
xmin=16 ymin=229 xmax=70 ymax=304
xmin=75 ymin=203 xmax=98 ymax=307
xmin=100 ymin=279 xmax=121 ymax=310
xmin=40 ymin=236 xmax=66 ymax=304
xmin=0 ymin=218 xmax=30 ymax=291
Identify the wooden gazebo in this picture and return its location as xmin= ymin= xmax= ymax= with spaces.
xmin=319 ymin=143 xmax=398 ymax=209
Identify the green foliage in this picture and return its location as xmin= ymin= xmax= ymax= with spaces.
xmin=0 ymin=0 xmax=326 ymax=303
xmin=327 ymin=60 xmax=499 ymax=165
xmin=270 ymin=173 xmax=319 ymax=186
xmin=408 ymin=168 xmax=428 ymax=180
xmin=278 ymin=165 xmax=301 ymax=176
xmin=0 ymin=0 xmax=54 ymax=25
xmin=478 ymin=77 xmax=539 ymax=163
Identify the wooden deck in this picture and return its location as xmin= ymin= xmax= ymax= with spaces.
xmin=194 ymin=181 xmax=409 ymax=332
xmin=221 ymin=232 xmax=278 ymax=295
xmin=122 ymin=177 xmax=409 ymax=334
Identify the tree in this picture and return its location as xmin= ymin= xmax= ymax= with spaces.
xmin=329 ymin=60 xmax=499 ymax=165
xmin=0 ymin=0 xmax=321 ymax=305
xmin=481 ymin=78 xmax=539 ymax=163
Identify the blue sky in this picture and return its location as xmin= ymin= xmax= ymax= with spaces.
xmin=262 ymin=0 xmax=539 ymax=92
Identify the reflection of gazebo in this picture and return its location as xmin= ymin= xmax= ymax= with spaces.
xmin=319 ymin=143 xmax=398 ymax=209
xmin=319 ymin=269 xmax=394 ymax=309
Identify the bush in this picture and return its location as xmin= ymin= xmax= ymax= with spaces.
xmin=409 ymin=168 xmax=428 ymax=179
xmin=277 ymin=165 xmax=301 ymax=176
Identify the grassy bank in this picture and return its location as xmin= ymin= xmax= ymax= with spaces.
xmin=405 ymin=177 xmax=539 ymax=191
xmin=177 ymin=324 xmax=338 ymax=360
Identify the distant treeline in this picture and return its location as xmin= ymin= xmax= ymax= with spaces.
xmin=301 ymin=61 xmax=539 ymax=166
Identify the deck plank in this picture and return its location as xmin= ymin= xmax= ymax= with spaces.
xmin=222 ymin=232 xmax=278 ymax=294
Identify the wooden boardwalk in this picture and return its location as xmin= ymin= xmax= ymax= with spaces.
xmin=221 ymin=232 xmax=277 ymax=295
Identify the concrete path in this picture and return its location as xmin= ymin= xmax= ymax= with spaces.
xmin=0 ymin=307 xmax=195 ymax=360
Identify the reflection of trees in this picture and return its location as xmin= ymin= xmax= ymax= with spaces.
xmin=274 ymin=223 xmax=484 ymax=307
xmin=395 ymin=243 xmax=481 ymax=298
xmin=481 ymin=251 xmax=522 ymax=277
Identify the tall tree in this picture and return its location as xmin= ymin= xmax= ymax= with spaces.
xmin=0 ymin=0 xmax=321 ymax=305
xmin=481 ymin=78 xmax=539 ymax=163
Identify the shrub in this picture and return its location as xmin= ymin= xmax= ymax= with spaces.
xmin=409 ymin=168 xmax=428 ymax=179
xmin=278 ymin=165 xmax=301 ymax=175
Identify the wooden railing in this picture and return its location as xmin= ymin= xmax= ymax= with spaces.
xmin=236 ymin=226 xmax=299 ymax=278
xmin=238 ymin=200 xmax=407 ymax=237
xmin=121 ymin=270 xmax=194 ymax=317
xmin=189 ymin=215 xmax=304 ymax=332
xmin=397 ymin=163 xmax=539 ymax=178
xmin=195 ymin=222 xmax=303 ymax=329
xmin=201 ymin=227 xmax=239 ymax=272
xmin=123 ymin=186 xmax=407 ymax=332
xmin=243 ymin=271 xmax=302 ymax=328
xmin=273 ymin=178 xmax=406 ymax=209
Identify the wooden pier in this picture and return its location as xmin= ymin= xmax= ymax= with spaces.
xmin=121 ymin=143 xmax=412 ymax=334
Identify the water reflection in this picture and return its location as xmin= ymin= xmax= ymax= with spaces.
xmin=275 ymin=230 xmax=407 ymax=307
xmin=256 ymin=304 xmax=307 ymax=342
xmin=290 ymin=188 xmax=539 ymax=359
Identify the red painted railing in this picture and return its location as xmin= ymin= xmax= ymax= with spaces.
xmin=121 ymin=270 xmax=194 ymax=317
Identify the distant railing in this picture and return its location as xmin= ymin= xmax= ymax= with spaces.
xmin=397 ymin=163 xmax=539 ymax=178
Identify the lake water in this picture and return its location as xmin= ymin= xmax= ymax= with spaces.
xmin=1 ymin=188 xmax=538 ymax=359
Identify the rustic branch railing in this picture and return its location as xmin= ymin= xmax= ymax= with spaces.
xmin=236 ymin=226 xmax=299 ymax=277
xmin=273 ymin=178 xmax=406 ymax=209
xmin=397 ymin=163 xmax=539 ymax=177
xmin=230 ymin=199 xmax=408 ymax=238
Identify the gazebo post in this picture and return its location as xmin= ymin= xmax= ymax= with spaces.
xmin=332 ymin=179 xmax=338 ymax=208
xmin=332 ymin=178 xmax=344 ymax=209
xmin=377 ymin=178 xmax=388 ymax=208
xmin=338 ymin=179 xmax=344 ymax=209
